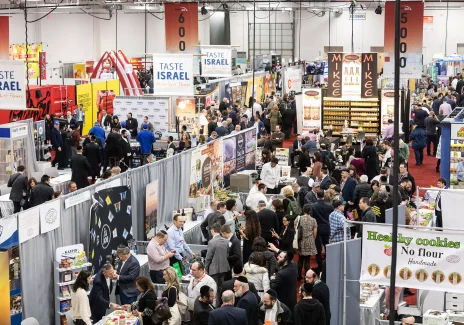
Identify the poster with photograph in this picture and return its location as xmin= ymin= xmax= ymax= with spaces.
xmin=176 ymin=98 xmax=197 ymax=132
xmin=225 ymin=82 xmax=248 ymax=107
xmin=39 ymin=199 xmax=61 ymax=234
xmin=9 ymin=43 xmax=42 ymax=79
xmin=88 ymin=186 xmax=132 ymax=271
xmin=189 ymin=141 xmax=223 ymax=198
xmin=380 ymin=90 xmax=401 ymax=133
xmin=341 ymin=53 xmax=362 ymax=97
xmin=302 ymin=88 xmax=322 ymax=129
xmin=0 ymin=216 xmax=22 ymax=325
xmin=145 ymin=180 xmax=159 ymax=240
xmin=284 ymin=68 xmax=302 ymax=94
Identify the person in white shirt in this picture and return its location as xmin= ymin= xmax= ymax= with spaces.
xmin=253 ymin=99 xmax=263 ymax=116
xmin=187 ymin=261 xmax=218 ymax=310
xmin=71 ymin=270 xmax=93 ymax=325
xmin=261 ymin=157 xmax=281 ymax=194
xmin=452 ymin=75 xmax=459 ymax=90
xmin=199 ymin=109 xmax=209 ymax=134
xmin=248 ymin=179 xmax=262 ymax=197
xmin=246 ymin=183 xmax=273 ymax=212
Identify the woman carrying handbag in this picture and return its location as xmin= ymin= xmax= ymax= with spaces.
xmin=127 ymin=276 xmax=157 ymax=324
xmin=162 ymin=266 xmax=182 ymax=325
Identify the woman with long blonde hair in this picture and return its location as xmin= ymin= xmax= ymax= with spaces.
xmin=162 ymin=266 xmax=181 ymax=325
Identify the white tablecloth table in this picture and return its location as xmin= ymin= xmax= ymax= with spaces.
xmin=50 ymin=174 xmax=72 ymax=194
xmin=0 ymin=193 xmax=14 ymax=217
xmin=360 ymin=289 xmax=385 ymax=325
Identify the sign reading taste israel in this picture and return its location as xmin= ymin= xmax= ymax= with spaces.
xmin=0 ymin=60 xmax=25 ymax=110
xmin=153 ymin=53 xmax=193 ymax=96
xmin=201 ymin=46 xmax=232 ymax=77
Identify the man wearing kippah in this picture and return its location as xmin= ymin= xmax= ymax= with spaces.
xmin=258 ymin=289 xmax=292 ymax=325
xmin=193 ymin=285 xmax=215 ymax=325
xmin=234 ymin=276 xmax=259 ymax=325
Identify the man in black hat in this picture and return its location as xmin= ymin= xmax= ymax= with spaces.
xmin=234 ymin=276 xmax=259 ymax=325
xmin=193 ymin=285 xmax=215 ymax=325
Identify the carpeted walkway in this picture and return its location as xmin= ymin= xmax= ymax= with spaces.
xmin=406 ymin=146 xmax=440 ymax=194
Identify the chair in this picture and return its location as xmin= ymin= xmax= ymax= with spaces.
xmin=44 ymin=167 xmax=59 ymax=178
xmin=21 ymin=317 xmax=40 ymax=325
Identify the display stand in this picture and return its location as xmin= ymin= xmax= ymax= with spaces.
xmin=438 ymin=115 xmax=464 ymax=187
xmin=0 ymin=123 xmax=31 ymax=184
xmin=322 ymin=98 xmax=380 ymax=137
xmin=54 ymin=244 xmax=92 ymax=325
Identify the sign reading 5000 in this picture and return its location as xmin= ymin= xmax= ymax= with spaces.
xmin=0 ymin=61 xmax=26 ymax=110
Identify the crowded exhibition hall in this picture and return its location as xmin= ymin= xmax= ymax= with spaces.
xmin=2 ymin=0 xmax=464 ymax=324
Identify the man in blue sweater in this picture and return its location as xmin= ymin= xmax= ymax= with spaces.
xmin=136 ymin=123 xmax=156 ymax=164
xmin=89 ymin=122 xmax=106 ymax=147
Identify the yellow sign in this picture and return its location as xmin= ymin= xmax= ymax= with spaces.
xmin=76 ymin=83 xmax=92 ymax=134
xmin=73 ymin=63 xmax=86 ymax=79
xmin=9 ymin=43 xmax=42 ymax=79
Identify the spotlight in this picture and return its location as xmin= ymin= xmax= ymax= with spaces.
xmin=201 ymin=5 xmax=208 ymax=15
xmin=222 ymin=3 xmax=228 ymax=11
xmin=375 ymin=5 xmax=382 ymax=14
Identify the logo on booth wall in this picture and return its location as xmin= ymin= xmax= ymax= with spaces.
xmin=142 ymin=108 xmax=149 ymax=112
xmin=154 ymin=108 xmax=161 ymax=113
xmin=101 ymin=224 xmax=111 ymax=249
xmin=45 ymin=208 xmax=58 ymax=224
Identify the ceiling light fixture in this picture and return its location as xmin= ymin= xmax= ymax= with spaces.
xmin=375 ymin=4 xmax=382 ymax=14
xmin=222 ymin=3 xmax=228 ymax=11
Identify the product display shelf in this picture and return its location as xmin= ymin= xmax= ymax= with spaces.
xmin=55 ymin=262 xmax=92 ymax=325
xmin=322 ymin=99 xmax=350 ymax=136
xmin=322 ymin=98 xmax=380 ymax=137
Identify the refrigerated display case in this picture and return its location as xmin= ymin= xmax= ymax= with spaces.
xmin=0 ymin=123 xmax=30 ymax=184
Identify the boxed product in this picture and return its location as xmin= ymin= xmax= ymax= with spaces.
xmin=60 ymin=270 xmax=73 ymax=283
xmin=448 ymin=310 xmax=464 ymax=322
xmin=423 ymin=310 xmax=449 ymax=325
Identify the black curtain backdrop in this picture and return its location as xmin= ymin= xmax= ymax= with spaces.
xmin=210 ymin=11 xmax=231 ymax=46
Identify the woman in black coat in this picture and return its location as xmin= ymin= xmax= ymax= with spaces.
xmin=270 ymin=215 xmax=295 ymax=252
xmin=297 ymin=147 xmax=311 ymax=173
xmin=362 ymin=138 xmax=378 ymax=182
xmin=130 ymin=276 xmax=157 ymax=324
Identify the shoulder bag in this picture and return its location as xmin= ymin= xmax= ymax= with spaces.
xmin=151 ymin=297 xmax=172 ymax=324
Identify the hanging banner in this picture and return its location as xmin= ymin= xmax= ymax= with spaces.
xmin=361 ymin=224 xmax=464 ymax=293
xmin=302 ymin=88 xmax=322 ymax=129
xmin=201 ymin=46 xmax=232 ymax=77
xmin=18 ymin=207 xmax=40 ymax=244
xmin=423 ymin=16 xmax=433 ymax=31
xmin=380 ymin=90 xmax=402 ymax=133
xmin=284 ymin=68 xmax=302 ymax=94
xmin=361 ymin=53 xmax=378 ymax=98
xmin=39 ymin=52 xmax=46 ymax=80
xmin=327 ymin=53 xmax=342 ymax=98
xmin=384 ymin=2 xmax=424 ymax=79
xmin=145 ymin=180 xmax=159 ymax=240
xmin=89 ymin=186 xmax=132 ymax=270
xmin=0 ymin=61 xmax=26 ymax=110
xmin=164 ymin=3 xmax=198 ymax=54
xmin=0 ymin=17 xmax=8 ymax=60
xmin=153 ymin=53 xmax=193 ymax=96
xmin=9 ymin=43 xmax=42 ymax=79
xmin=113 ymin=96 xmax=170 ymax=137
xmin=342 ymin=53 xmax=362 ymax=97
xmin=40 ymin=199 xmax=61 ymax=234
xmin=222 ymin=128 xmax=257 ymax=188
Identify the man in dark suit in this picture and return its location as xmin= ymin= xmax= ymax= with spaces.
xmin=200 ymin=202 xmax=226 ymax=240
xmin=120 ymin=130 xmax=132 ymax=172
xmin=258 ymin=289 xmax=293 ymax=325
xmin=104 ymin=128 xmax=122 ymax=171
xmin=290 ymin=134 xmax=305 ymax=167
xmin=306 ymin=269 xmax=331 ymax=325
xmin=114 ymin=246 xmax=140 ymax=305
xmin=100 ymin=109 xmax=113 ymax=128
xmin=83 ymin=136 xmax=102 ymax=182
xmin=271 ymin=251 xmax=298 ymax=313
xmin=7 ymin=165 xmax=28 ymax=213
xmin=215 ymin=121 xmax=229 ymax=137
xmin=30 ymin=175 xmax=54 ymax=207
xmin=239 ymin=115 xmax=253 ymax=131
xmin=70 ymin=146 xmax=92 ymax=189
xmin=51 ymin=121 xmax=64 ymax=169
xmin=341 ymin=168 xmax=357 ymax=211
xmin=209 ymin=290 xmax=248 ymax=325
xmin=311 ymin=191 xmax=333 ymax=272
xmin=193 ymin=285 xmax=215 ymax=325
xmin=205 ymin=223 xmax=230 ymax=306
xmin=125 ymin=113 xmax=138 ymax=138
xmin=234 ymin=276 xmax=258 ymax=325
xmin=319 ymin=169 xmax=332 ymax=191
xmin=65 ymin=110 xmax=77 ymax=130
xmin=89 ymin=264 xmax=120 ymax=322
xmin=220 ymin=224 xmax=241 ymax=273
xmin=221 ymin=265 xmax=260 ymax=305
xmin=257 ymin=200 xmax=279 ymax=244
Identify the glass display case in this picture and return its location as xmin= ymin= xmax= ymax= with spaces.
xmin=0 ymin=123 xmax=30 ymax=184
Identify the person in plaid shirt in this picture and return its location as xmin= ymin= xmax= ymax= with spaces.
xmin=329 ymin=200 xmax=350 ymax=243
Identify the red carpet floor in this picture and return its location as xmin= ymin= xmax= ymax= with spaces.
xmin=406 ymin=146 xmax=440 ymax=195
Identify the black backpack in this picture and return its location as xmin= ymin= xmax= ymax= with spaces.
xmin=324 ymin=152 xmax=336 ymax=171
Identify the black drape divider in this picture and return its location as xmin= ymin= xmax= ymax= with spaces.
xmin=210 ymin=11 xmax=231 ymax=45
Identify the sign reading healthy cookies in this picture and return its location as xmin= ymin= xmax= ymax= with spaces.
xmin=360 ymin=225 xmax=464 ymax=293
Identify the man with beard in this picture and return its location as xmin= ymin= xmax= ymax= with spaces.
xmin=294 ymin=283 xmax=326 ymax=325
xmin=258 ymin=289 xmax=292 ymax=325
xmin=234 ymin=276 xmax=258 ymax=325
xmin=193 ymin=285 xmax=215 ymax=325
xmin=305 ymin=269 xmax=330 ymax=325
xmin=270 ymin=251 xmax=298 ymax=313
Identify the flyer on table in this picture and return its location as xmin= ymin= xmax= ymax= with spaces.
xmin=360 ymin=224 xmax=464 ymax=293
